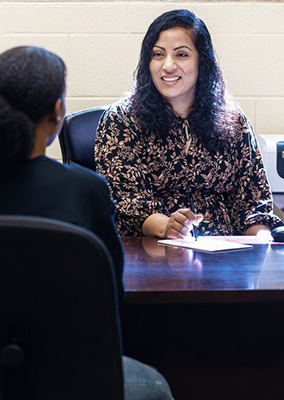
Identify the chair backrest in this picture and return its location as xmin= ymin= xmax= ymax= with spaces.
xmin=59 ymin=106 xmax=107 ymax=171
xmin=0 ymin=215 xmax=123 ymax=400
xmin=277 ymin=141 xmax=284 ymax=180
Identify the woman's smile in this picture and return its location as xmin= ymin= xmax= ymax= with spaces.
xmin=161 ymin=75 xmax=181 ymax=84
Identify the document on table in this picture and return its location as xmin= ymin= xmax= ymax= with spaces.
xmin=158 ymin=237 xmax=253 ymax=253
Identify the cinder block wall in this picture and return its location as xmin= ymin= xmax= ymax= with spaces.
xmin=0 ymin=1 xmax=284 ymax=160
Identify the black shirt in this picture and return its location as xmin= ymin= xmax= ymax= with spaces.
xmin=0 ymin=156 xmax=124 ymax=302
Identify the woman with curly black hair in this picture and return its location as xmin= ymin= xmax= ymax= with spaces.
xmin=95 ymin=9 xmax=282 ymax=238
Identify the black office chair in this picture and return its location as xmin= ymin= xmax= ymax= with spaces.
xmin=59 ymin=106 xmax=107 ymax=171
xmin=0 ymin=215 xmax=123 ymax=400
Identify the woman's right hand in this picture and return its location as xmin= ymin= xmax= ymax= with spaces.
xmin=165 ymin=208 xmax=203 ymax=239
xmin=142 ymin=210 xmax=203 ymax=239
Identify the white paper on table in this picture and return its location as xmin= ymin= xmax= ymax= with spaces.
xmin=158 ymin=237 xmax=253 ymax=253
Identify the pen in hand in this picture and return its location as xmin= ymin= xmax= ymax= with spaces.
xmin=189 ymin=194 xmax=198 ymax=241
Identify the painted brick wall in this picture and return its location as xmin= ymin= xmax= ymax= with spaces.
xmin=0 ymin=1 xmax=283 ymax=159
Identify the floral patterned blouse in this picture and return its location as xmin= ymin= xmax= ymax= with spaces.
xmin=95 ymin=99 xmax=282 ymax=237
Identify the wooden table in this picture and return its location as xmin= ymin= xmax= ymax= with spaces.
xmin=123 ymin=236 xmax=284 ymax=304
xmin=121 ymin=237 xmax=284 ymax=400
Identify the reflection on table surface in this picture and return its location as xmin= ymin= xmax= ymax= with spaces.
xmin=121 ymin=236 xmax=284 ymax=304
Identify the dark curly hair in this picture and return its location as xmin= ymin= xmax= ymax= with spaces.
xmin=0 ymin=46 xmax=66 ymax=177
xmin=131 ymin=9 xmax=237 ymax=151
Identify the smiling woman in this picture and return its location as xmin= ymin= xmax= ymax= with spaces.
xmin=95 ymin=9 xmax=284 ymax=239
xmin=150 ymin=27 xmax=199 ymax=118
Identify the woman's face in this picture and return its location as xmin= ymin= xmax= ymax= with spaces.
xmin=149 ymin=27 xmax=199 ymax=117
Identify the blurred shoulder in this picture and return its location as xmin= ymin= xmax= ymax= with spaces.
xmin=67 ymin=163 xmax=108 ymax=188
xmin=43 ymin=157 xmax=108 ymax=188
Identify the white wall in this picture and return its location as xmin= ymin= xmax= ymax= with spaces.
xmin=0 ymin=1 xmax=284 ymax=160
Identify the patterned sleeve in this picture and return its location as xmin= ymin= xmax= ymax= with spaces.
xmin=95 ymin=105 xmax=167 ymax=236
xmin=227 ymin=113 xmax=283 ymax=234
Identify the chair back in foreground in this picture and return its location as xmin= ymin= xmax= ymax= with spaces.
xmin=59 ymin=106 xmax=107 ymax=171
xmin=0 ymin=215 xmax=123 ymax=400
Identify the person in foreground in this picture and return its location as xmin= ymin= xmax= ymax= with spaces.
xmin=95 ymin=9 xmax=283 ymax=239
xmin=0 ymin=46 xmax=174 ymax=400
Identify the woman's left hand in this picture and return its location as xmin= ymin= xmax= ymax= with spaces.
xmin=245 ymin=224 xmax=272 ymax=239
